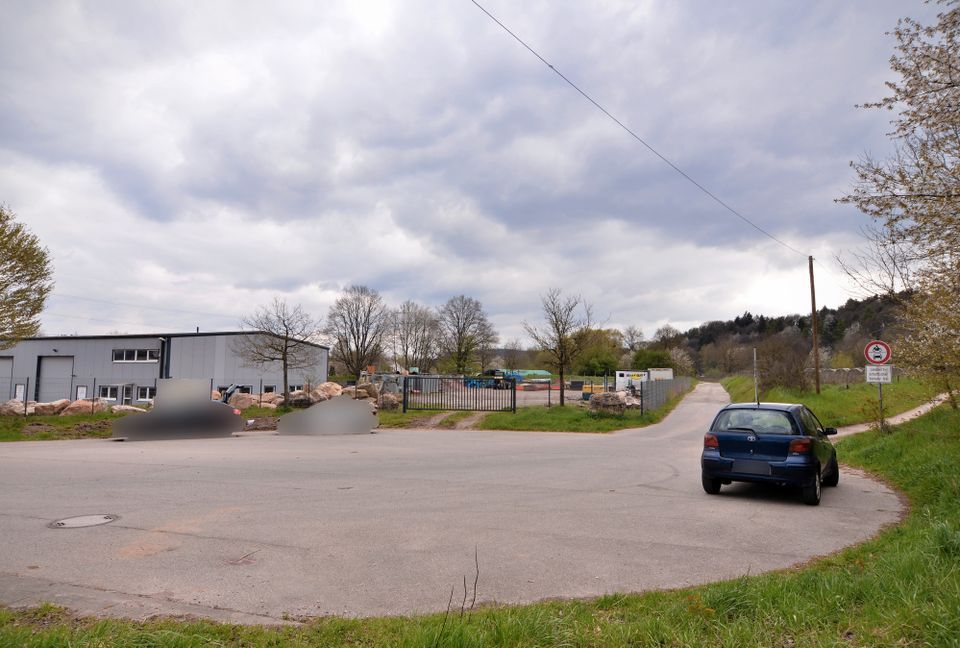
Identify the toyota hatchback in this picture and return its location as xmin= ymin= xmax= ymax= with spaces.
xmin=701 ymin=403 xmax=839 ymax=505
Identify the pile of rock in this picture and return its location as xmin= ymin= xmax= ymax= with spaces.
xmin=0 ymin=398 xmax=129 ymax=416
xmin=587 ymin=390 xmax=643 ymax=416
xmin=223 ymin=382 xmax=350 ymax=410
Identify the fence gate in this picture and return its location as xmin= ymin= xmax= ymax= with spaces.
xmin=402 ymin=375 xmax=516 ymax=413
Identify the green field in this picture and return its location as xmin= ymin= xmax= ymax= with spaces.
xmin=3 ymin=404 xmax=959 ymax=646
xmin=721 ymin=375 xmax=942 ymax=427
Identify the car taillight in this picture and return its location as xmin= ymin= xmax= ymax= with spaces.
xmin=233 ymin=408 xmax=242 ymax=416
xmin=704 ymin=433 xmax=719 ymax=449
xmin=789 ymin=437 xmax=812 ymax=454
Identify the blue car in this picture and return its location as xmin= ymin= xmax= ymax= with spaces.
xmin=701 ymin=403 xmax=839 ymax=505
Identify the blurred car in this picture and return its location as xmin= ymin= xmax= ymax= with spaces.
xmin=700 ymin=402 xmax=839 ymax=505
xmin=112 ymin=400 xmax=244 ymax=441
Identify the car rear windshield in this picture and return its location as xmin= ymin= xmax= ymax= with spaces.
xmin=712 ymin=409 xmax=796 ymax=435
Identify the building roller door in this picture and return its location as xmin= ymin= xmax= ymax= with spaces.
xmin=37 ymin=356 xmax=74 ymax=403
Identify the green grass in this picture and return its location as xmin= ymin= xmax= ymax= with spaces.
xmin=4 ymin=404 xmax=960 ymax=645
xmin=377 ymin=410 xmax=449 ymax=428
xmin=722 ymin=374 xmax=942 ymax=427
xmin=0 ymin=412 xmax=124 ymax=441
xmin=240 ymin=405 xmax=294 ymax=418
xmin=478 ymin=384 xmax=692 ymax=433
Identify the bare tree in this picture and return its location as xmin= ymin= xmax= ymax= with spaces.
xmin=1 ymin=205 xmax=53 ymax=348
xmin=523 ymin=289 xmax=593 ymax=406
xmin=835 ymin=223 xmax=919 ymax=297
xmin=233 ymin=297 xmax=321 ymax=399
xmin=390 ymin=300 xmax=440 ymax=372
xmin=622 ymin=325 xmax=645 ymax=353
xmin=475 ymin=319 xmax=499 ymax=372
xmin=437 ymin=295 xmax=494 ymax=374
xmin=652 ymin=324 xmax=682 ymax=348
xmin=502 ymin=339 xmax=524 ymax=370
xmin=325 ymin=285 xmax=390 ymax=377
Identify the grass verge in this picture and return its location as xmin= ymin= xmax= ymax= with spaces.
xmin=377 ymin=410 xmax=450 ymax=428
xmin=722 ymin=374 xmax=942 ymax=427
xmin=0 ymin=412 xmax=124 ymax=442
xmin=3 ymin=405 xmax=959 ymax=645
xmin=477 ymin=382 xmax=694 ymax=433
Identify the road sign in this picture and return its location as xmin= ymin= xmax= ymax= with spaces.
xmin=865 ymin=365 xmax=893 ymax=384
xmin=865 ymin=340 xmax=892 ymax=365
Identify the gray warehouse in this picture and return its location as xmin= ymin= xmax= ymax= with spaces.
xmin=0 ymin=332 xmax=329 ymax=404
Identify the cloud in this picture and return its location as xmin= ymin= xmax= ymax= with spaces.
xmin=0 ymin=0 xmax=933 ymax=344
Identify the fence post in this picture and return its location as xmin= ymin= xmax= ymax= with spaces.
xmin=259 ymin=379 xmax=263 ymax=407
xmin=402 ymin=378 xmax=408 ymax=413
xmin=640 ymin=381 xmax=644 ymax=415
xmin=23 ymin=377 xmax=29 ymax=415
xmin=91 ymin=378 xmax=97 ymax=413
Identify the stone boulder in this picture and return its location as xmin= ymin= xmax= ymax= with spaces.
xmin=60 ymin=399 xmax=109 ymax=416
xmin=588 ymin=392 xmax=625 ymax=416
xmin=259 ymin=401 xmax=278 ymax=410
xmin=260 ymin=392 xmax=284 ymax=404
xmin=211 ymin=390 xmax=222 ymax=401
xmin=358 ymin=382 xmax=379 ymax=399
xmin=110 ymin=404 xmax=145 ymax=414
xmin=228 ymin=392 xmax=259 ymax=410
xmin=0 ymin=400 xmax=29 ymax=416
xmin=341 ymin=386 xmax=359 ymax=399
xmin=33 ymin=399 xmax=71 ymax=416
xmin=316 ymin=382 xmax=344 ymax=399
xmin=286 ymin=390 xmax=315 ymax=408
xmin=379 ymin=392 xmax=401 ymax=411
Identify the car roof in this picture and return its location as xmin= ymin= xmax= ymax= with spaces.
xmin=722 ymin=402 xmax=803 ymax=413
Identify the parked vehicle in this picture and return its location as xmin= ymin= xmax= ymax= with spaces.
xmin=700 ymin=402 xmax=839 ymax=505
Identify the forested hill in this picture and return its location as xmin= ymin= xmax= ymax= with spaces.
xmin=680 ymin=292 xmax=906 ymax=352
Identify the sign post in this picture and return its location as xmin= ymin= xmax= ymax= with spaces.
xmin=865 ymin=340 xmax=893 ymax=431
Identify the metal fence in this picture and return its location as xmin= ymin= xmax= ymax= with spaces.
xmin=629 ymin=377 xmax=693 ymax=413
xmin=402 ymin=375 xmax=517 ymax=413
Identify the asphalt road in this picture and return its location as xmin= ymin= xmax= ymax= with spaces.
xmin=0 ymin=383 xmax=902 ymax=624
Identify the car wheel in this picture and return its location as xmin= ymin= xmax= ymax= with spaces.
xmin=702 ymin=473 xmax=722 ymax=495
xmin=822 ymin=457 xmax=839 ymax=487
xmin=802 ymin=467 xmax=822 ymax=506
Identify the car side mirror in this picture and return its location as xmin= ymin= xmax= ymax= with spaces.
xmin=824 ymin=428 xmax=837 ymax=436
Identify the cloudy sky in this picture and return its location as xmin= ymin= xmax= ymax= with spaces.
xmin=0 ymin=1 xmax=932 ymax=344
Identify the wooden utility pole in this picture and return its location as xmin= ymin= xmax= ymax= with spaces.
xmin=808 ymin=256 xmax=821 ymax=394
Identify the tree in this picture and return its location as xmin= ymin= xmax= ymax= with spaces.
xmin=631 ymin=349 xmax=673 ymax=372
xmin=523 ymin=289 xmax=592 ymax=406
xmin=233 ymin=297 xmax=321 ymax=399
xmin=325 ymin=285 xmax=390 ymax=377
xmin=475 ymin=319 xmax=499 ymax=372
xmin=622 ymin=326 xmax=645 ymax=353
xmin=0 ymin=205 xmax=53 ymax=348
xmin=575 ymin=328 xmax=623 ymax=376
xmin=839 ymin=3 xmax=960 ymax=398
xmin=669 ymin=347 xmax=695 ymax=376
xmin=502 ymin=339 xmax=524 ymax=370
xmin=390 ymin=300 xmax=440 ymax=372
xmin=898 ymin=259 xmax=960 ymax=407
xmin=652 ymin=324 xmax=682 ymax=348
xmin=437 ymin=295 xmax=494 ymax=374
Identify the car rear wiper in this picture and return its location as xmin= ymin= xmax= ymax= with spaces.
xmin=723 ymin=426 xmax=756 ymax=433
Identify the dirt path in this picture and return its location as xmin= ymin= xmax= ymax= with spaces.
xmin=835 ymin=392 xmax=951 ymax=438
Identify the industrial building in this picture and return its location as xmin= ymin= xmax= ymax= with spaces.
xmin=0 ymin=331 xmax=329 ymax=404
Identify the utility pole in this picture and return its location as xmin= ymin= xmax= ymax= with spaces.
xmin=808 ymin=256 xmax=821 ymax=394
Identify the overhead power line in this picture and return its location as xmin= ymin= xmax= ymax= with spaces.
xmin=469 ymin=0 xmax=809 ymax=259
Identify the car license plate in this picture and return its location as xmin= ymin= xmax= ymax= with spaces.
xmin=732 ymin=460 xmax=770 ymax=475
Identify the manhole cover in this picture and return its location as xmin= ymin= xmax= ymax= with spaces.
xmin=48 ymin=514 xmax=119 ymax=529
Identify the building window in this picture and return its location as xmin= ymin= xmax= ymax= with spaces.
xmin=99 ymin=385 xmax=119 ymax=401
xmin=289 ymin=384 xmax=303 ymax=392
xmin=238 ymin=385 xmax=252 ymax=394
xmin=76 ymin=386 xmax=88 ymax=400
xmin=263 ymin=385 xmax=276 ymax=393
xmin=137 ymin=386 xmax=156 ymax=401
xmin=112 ymin=349 xmax=159 ymax=363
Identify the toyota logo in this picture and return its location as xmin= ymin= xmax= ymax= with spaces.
xmin=746 ymin=434 xmax=757 ymax=442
